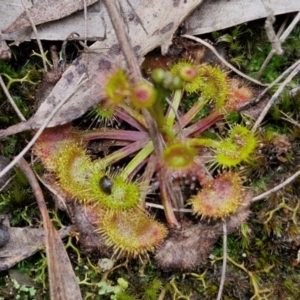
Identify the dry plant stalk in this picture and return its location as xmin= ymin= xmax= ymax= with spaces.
xmin=20 ymin=0 xmax=48 ymax=72
xmin=0 ymin=75 xmax=26 ymax=121
xmin=252 ymin=60 xmax=300 ymax=131
xmin=17 ymin=158 xmax=82 ymax=300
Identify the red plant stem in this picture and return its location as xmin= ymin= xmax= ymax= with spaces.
xmin=116 ymin=104 xmax=147 ymax=130
xmin=178 ymin=100 xmax=205 ymax=129
xmin=139 ymin=154 xmax=157 ymax=202
xmin=100 ymin=138 xmax=148 ymax=166
xmin=127 ymin=158 xmax=148 ymax=182
xmin=83 ymin=129 xmax=148 ymax=142
xmin=159 ymin=174 xmax=180 ymax=228
xmin=184 ymin=110 xmax=223 ymax=137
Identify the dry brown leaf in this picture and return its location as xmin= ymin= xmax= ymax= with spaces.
xmin=0 ymin=225 xmax=72 ymax=271
xmin=2 ymin=0 xmax=98 ymax=34
xmin=0 ymin=35 xmax=11 ymax=60
xmin=17 ymin=158 xmax=82 ymax=300
xmin=0 ymin=0 xmax=204 ymax=138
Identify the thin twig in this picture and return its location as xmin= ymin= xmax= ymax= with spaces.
xmin=31 ymin=153 xmax=68 ymax=211
xmin=252 ymin=62 xmax=300 ymax=132
xmin=0 ymin=73 xmax=87 ymax=179
xmin=0 ymin=175 xmax=15 ymax=192
xmin=146 ymin=201 xmax=193 ymax=213
xmin=20 ymin=0 xmax=47 ymax=72
xmin=280 ymin=110 xmax=300 ymax=128
xmin=0 ymin=75 xmax=26 ymax=121
xmin=17 ymin=157 xmax=82 ymax=299
xmin=103 ymin=0 xmax=166 ymax=156
xmin=255 ymin=59 xmax=300 ymax=104
xmin=165 ymin=96 xmax=184 ymax=138
xmin=255 ymin=16 xmax=287 ymax=80
xmin=103 ymin=0 xmax=142 ymax=82
xmin=256 ymin=12 xmax=300 ymax=80
xmin=261 ymin=0 xmax=283 ymax=55
xmin=290 ymin=85 xmax=300 ymax=97
xmin=124 ymin=0 xmax=148 ymax=34
xmin=252 ymin=170 xmax=300 ymax=202
xmin=17 ymin=157 xmax=51 ymax=224
xmin=279 ymin=11 xmax=300 ymax=43
xmin=217 ymin=220 xmax=227 ymax=300
xmin=103 ymin=0 xmax=185 ymax=225
xmin=83 ymin=0 xmax=88 ymax=47
xmin=182 ymin=35 xmax=268 ymax=87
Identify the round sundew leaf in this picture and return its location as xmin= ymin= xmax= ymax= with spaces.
xmin=55 ymin=142 xmax=98 ymax=200
xmin=163 ymin=143 xmax=195 ymax=170
xmin=33 ymin=125 xmax=79 ymax=170
xmin=225 ymin=78 xmax=254 ymax=111
xmin=192 ymin=172 xmax=242 ymax=219
xmin=197 ymin=64 xmax=228 ymax=107
xmin=90 ymin=173 xmax=140 ymax=210
xmin=105 ymin=69 xmax=130 ymax=104
xmin=170 ymin=61 xmax=203 ymax=93
xmin=130 ymin=82 xmax=157 ymax=109
xmin=229 ymin=125 xmax=257 ymax=160
xmin=214 ymin=126 xmax=257 ymax=167
xmin=100 ymin=209 xmax=168 ymax=257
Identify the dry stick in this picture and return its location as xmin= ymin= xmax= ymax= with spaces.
xmin=103 ymin=0 xmax=162 ymax=150
xmin=255 ymin=17 xmax=287 ymax=80
xmin=182 ymin=35 xmax=268 ymax=87
xmin=20 ymin=0 xmax=47 ymax=72
xmin=17 ymin=157 xmax=82 ymax=300
xmin=0 ymin=75 xmax=26 ymax=121
xmin=256 ymin=12 xmax=300 ymax=80
xmin=255 ymin=59 xmax=300 ymax=104
xmin=0 ymin=175 xmax=15 ymax=192
xmin=0 ymin=73 xmax=87 ymax=179
xmin=32 ymin=156 xmax=68 ymax=211
xmin=252 ymin=170 xmax=300 ymax=202
xmin=17 ymin=157 xmax=52 ymax=232
xmin=83 ymin=0 xmax=88 ymax=47
xmin=261 ymin=0 xmax=283 ymax=55
xmin=290 ymin=85 xmax=300 ymax=97
xmin=279 ymin=11 xmax=300 ymax=43
xmin=124 ymin=0 xmax=148 ymax=34
xmin=216 ymin=221 xmax=227 ymax=300
xmin=280 ymin=110 xmax=300 ymax=128
xmin=103 ymin=0 xmax=142 ymax=82
xmin=252 ymin=62 xmax=300 ymax=132
xmin=146 ymin=202 xmax=193 ymax=213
